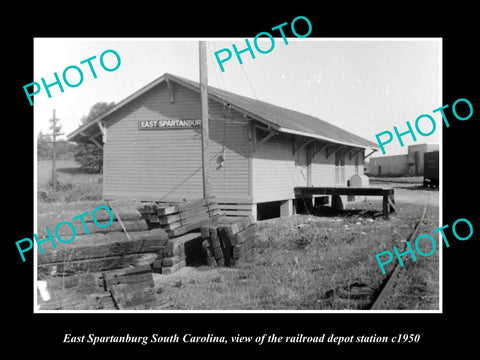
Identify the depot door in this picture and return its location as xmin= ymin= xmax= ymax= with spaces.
xmin=335 ymin=153 xmax=345 ymax=184
xmin=295 ymin=146 xmax=309 ymax=186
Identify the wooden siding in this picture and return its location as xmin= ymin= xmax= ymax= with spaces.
xmin=253 ymin=136 xmax=365 ymax=203
xmin=103 ymin=82 xmax=251 ymax=202
xmin=206 ymin=100 xmax=251 ymax=203
xmin=311 ymin=148 xmax=364 ymax=187
xmin=311 ymin=148 xmax=336 ymax=186
xmin=252 ymin=133 xmax=298 ymax=203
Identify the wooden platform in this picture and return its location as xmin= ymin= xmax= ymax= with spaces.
xmin=294 ymin=186 xmax=395 ymax=219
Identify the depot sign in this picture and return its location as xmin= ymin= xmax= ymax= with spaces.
xmin=138 ymin=119 xmax=201 ymax=130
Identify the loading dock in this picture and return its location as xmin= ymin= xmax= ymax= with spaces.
xmin=295 ymin=186 xmax=395 ymax=219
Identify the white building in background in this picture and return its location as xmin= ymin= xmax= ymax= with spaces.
xmin=368 ymin=143 xmax=439 ymax=177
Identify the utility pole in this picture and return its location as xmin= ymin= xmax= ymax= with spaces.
xmin=199 ymin=41 xmax=211 ymax=198
xmin=49 ymin=109 xmax=64 ymax=192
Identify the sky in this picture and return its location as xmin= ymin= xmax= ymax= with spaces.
xmin=33 ymin=38 xmax=441 ymax=157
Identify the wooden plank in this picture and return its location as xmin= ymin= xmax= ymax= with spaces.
xmin=233 ymin=245 xmax=241 ymax=259
xmin=166 ymin=214 xmax=224 ymax=237
xmin=218 ymin=203 xmax=254 ymax=210
xmin=161 ymin=240 xmax=175 ymax=257
xmin=103 ymin=265 xmax=152 ymax=283
xmin=201 ymin=226 xmax=211 ymax=239
xmin=157 ymin=198 xmax=217 ymax=220
xmin=38 ymin=253 xmax=158 ymax=279
xmin=162 ymin=260 xmax=186 ymax=274
xmin=236 ymin=223 xmax=258 ymax=244
xmin=213 ymin=246 xmax=224 ymax=260
xmin=217 ymin=225 xmax=234 ymax=247
xmin=222 ymin=210 xmax=253 ymax=217
xmin=38 ymin=239 xmax=164 ymax=264
xmin=206 ymin=256 xmax=217 ymax=267
xmin=156 ymin=197 xmax=215 ymax=216
xmin=383 ymin=196 xmax=389 ymax=220
xmin=103 ymin=266 xmax=156 ymax=310
xmin=37 ymin=232 xmax=167 ymax=264
xmin=162 ymin=256 xmax=182 ymax=267
xmin=294 ymin=187 xmax=394 ymax=196
xmin=158 ymin=202 xmax=219 ymax=225
xmin=209 ymin=227 xmax=222 ymax=249
xmin=128 ymin=228 xmax=169 ymax=244
xmin=37 ymin=207 xmax=143 ymax=230
xmin=236 ymin=216 xmax=255 ymax=231
xmin=388 ymin=196 xmax=396 ymax=212
xmin=37 ymin=219 xmax=149 ymax=240
xmin=39 ymin=291 xmax=116 ymax=310
xmin=241 ymin=236 xmax=256 ymax=252
xmin=96 ymin=208 xmax=143 ymax=222
xmin=112 ymin=287 xmax=157 ymax=310
xmin=37 ymin=229 xmax=167 ymax=252
xmin=40 ymin=272 xmax=105 ymax=297
xmin=160 ymin=208 xmax=222 ymax=231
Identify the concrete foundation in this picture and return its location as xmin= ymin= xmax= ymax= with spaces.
xmin=280 ymin=199 xmax=294 ymax=217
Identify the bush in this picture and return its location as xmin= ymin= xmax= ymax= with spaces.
xmin=73 ymin=144 xmax=103 ymax=173
xmin=38 ymin=179 xmax=102 ymax=203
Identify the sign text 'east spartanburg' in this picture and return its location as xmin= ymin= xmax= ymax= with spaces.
xmin=138 ymin=119 xmax=201 ymax=130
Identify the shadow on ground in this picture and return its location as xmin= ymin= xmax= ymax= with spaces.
xmin=311 ymin=206 xmax=384 ymax=219
xmin=396 ymin=185 xmax=439 ymax=191
xmin=56 ymin=166 xmax=101 ymax=175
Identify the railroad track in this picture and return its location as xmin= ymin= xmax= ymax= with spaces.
xmin=368 ymin=203 xmax=428 ymax=310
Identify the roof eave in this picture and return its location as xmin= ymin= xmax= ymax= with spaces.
xmin=277 ymin=127 xmax=380 ymax=149
xmin=67 ymin=73 xmax=171 ymax=142
xmin=67 ymin=73 xmax=380 ymax=150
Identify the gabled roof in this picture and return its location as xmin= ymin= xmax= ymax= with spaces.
xmin=68 ymin=73 xmax=379 ymax=149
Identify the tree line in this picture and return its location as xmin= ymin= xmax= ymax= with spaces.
xmin=38 ymin=102 xmax=115 ymax=173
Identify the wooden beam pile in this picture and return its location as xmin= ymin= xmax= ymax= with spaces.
xmin=201 ymin=216 xmax=257 ymax=267
xmin=36 ymin=206 xmax=149 ymax=240
xmin=38 ymin=265 xmax=164 ymax=310
xmin=36 ymin=198 xmax=257 ymax=310
xmin=151 ymin=232 xmax=204 ymax=275
xmin=103 ymin=265 xmax=157 ymax=310
xmin=37 ymin=201 xmax=170 ymax=278
xmin=139 ymin=197 xmax=226 ymax=238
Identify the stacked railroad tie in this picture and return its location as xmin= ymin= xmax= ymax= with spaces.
xmin=201 ymin=215 xmax=257 ymax=267
xmin=38 ymin=265 xmax=167 ymax=310
xmin=37 ymin=204 xmax=172 ymax=278
xmin=139 ymin=197 xmax=226 ymax=238
xmin=138 ymin=196 xmax=227 ymax=275
xmin=36 ymin=202 xmax=171 ymax=310
xmin=37 ymin=198 xmax=258 ymax=310
xmin=151 ymin=232 xmax=204 ymax=275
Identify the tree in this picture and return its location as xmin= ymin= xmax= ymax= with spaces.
xmin=73 ymin=101 xmax=115 ymax=173
xmin=37 ymin=131 xmax=52 ymax=160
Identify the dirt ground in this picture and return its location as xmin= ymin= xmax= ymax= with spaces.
xmin=152 ymin=181 xmax=440 ymax=310
xmin=36 ymin=170 xmax=440 ymax=310
xmin=369 ymin=179 xmax=439 ymax=208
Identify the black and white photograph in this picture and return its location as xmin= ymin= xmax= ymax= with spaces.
xmin=32 ymin=38 xmax=441 ymax=312
xmin=6 ymin=8 xmax=478 ymax=354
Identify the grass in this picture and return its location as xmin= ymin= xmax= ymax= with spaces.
xmin=36 ymin=160 xmax=439 ymax=311
xmin=37 ymin=160 xmax=103 ymax=203
xmin=152 ymin=201 xmax=440 ymax=310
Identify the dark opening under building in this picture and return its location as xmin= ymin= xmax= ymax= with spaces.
xmin=67 ymin=73 xmax=380 ymax=219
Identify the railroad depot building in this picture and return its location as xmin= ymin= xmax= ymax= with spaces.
xmin=67 ymin=73 xmax=379 ymax=219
